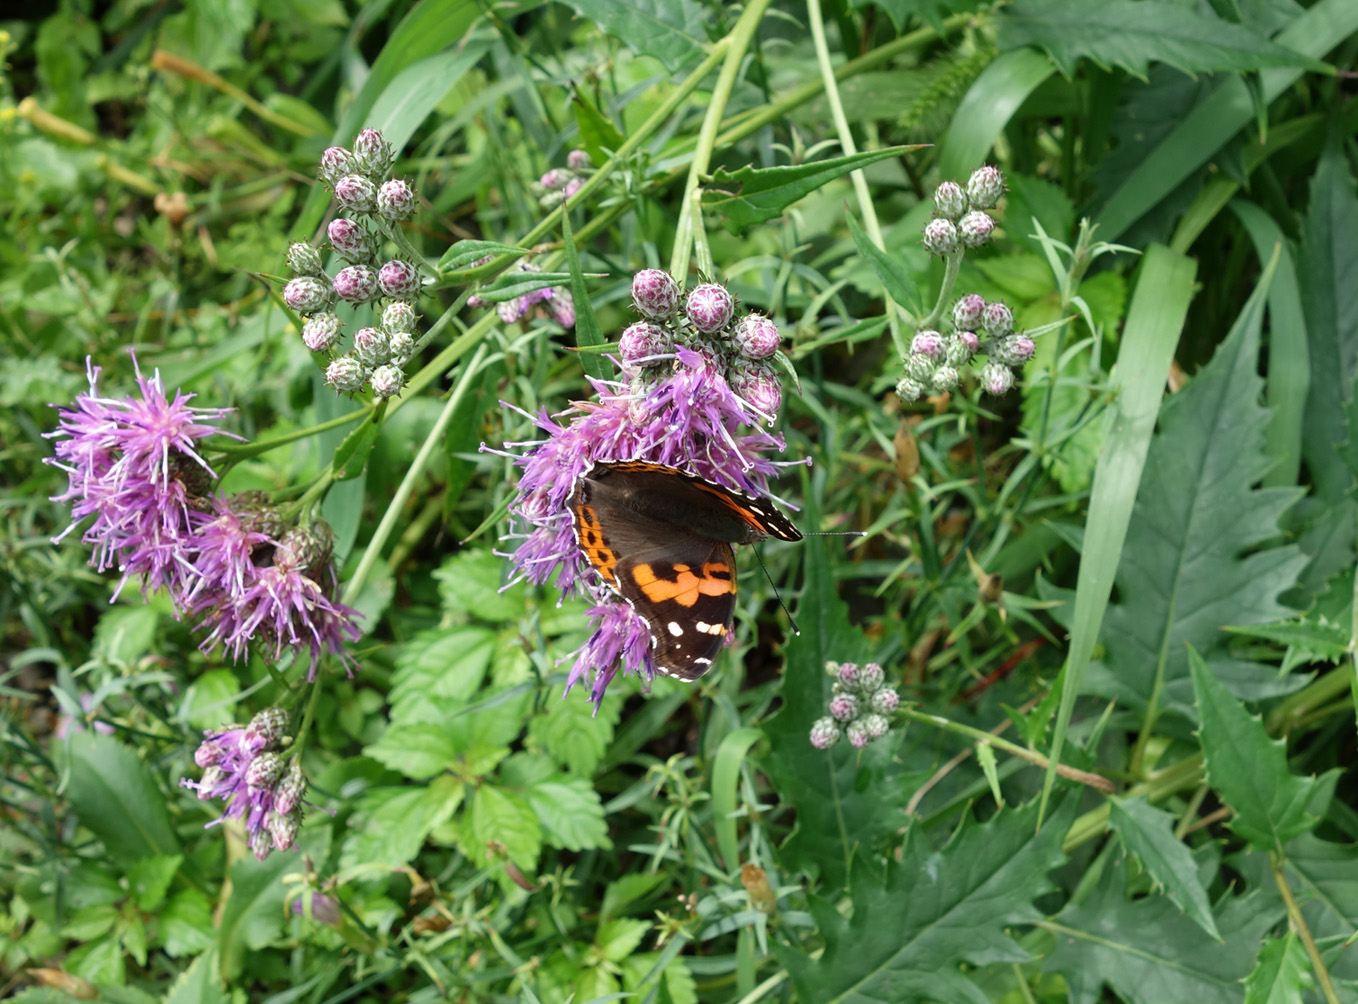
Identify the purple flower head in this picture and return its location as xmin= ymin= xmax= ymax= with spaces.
xmin=685 ymin=283 xmax=735 ymax=334
xmin=486 ymin=313 xmax=802 ymax=709
xmin=46 ymin=355 xmax=237 ymax=601
xmin=836 ymin=662 xmax=860 ymax=688
xmin=563 ymin=177 xmax=584 ymax=200
xmin=492 ymin=262 xmax=565 ymax=326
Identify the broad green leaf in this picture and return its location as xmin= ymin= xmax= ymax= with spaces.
xmin=554 ymin=0 xmax=707 ymax=70
xmin=388 ymin=626 xmax=497 ymax=723
xmin=339 ymin=779 xmax=461 ymax=869
xmin=1081 ymin=260 xmax=1307 ymax=718
xmin=1189 ymin=647 xmax=1321 ymax=854
xmin=711 ymin=726 xmax=766 ymax=873
xmin=462 ymin=784 xmax=541 ymax=872
xmin=218 ymin=851 xmax=295 ymax=980
xmin=66 ymin=733 xmax=180 ymax=863
xmin=65 ymin=934 xmax=123 ymax=984
xmin=365 ymin=723 xmax=460 ymax=780
xmin=160 ymin=889 xmax=216 ymax=958
xmin=127 ymin=855 xmax=181 ymax=912
xmin=366 ymin=36 xmax=492 ymax=157
xmin=1243 ymin=933 xmax=1313 ymax=1004
xmin=1046 ymin=857 xmax=1282 ymax=1004
xmin=848 ymin=0 xmax=982 ymax=34
xmin=524 ymin=778 xmax=612 ymax=851
xmin=998 ymin=0 xmax=1328 ymax=77
xmin=703 ymin=148 xmax=914 ymax=234
xmin=1277 ymin=833 xmax=1358 ymax=946
xmin=1108 ymin=797 xmax=1219 ymax=940
xmin=599 ymin=873 xmax=669 ymax=924
xmin=571 ymin=85 xmax=625 ymax=165
xmin=438 ymin=239 xmax=531 ymax=274
xmin=435 ymin=549 xmax=529 ymax=622
xmin=938 ymin=47 xmax=1054 ymax=181
xmin=596 ymin=917 xmax=650 ymax=962
xmin=331 ymin=412 xmax=381 ymax=481
xmin=180 ymin=668 xmax=240 ymax=731
xmin=778 ymin=797 xmax=1076 ymax=1004
xmin=846 ymin=211 xmax=922 ymax=316
xmin=92 ymin=604 xmax=159 ymax=663
xmin=562 ymin=208 xmax=609 ymax=383
xmin=527 ymin=690 xmax=618 ymax=777
xmin=163 ymin=949 xmax=227 ymax=1004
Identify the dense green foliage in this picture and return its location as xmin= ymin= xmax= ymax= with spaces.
xmin=3 ymin=1 xmax=1357 ymax=1002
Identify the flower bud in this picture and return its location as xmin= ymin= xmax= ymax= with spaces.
xmin=685 ymin=283 xmax=735 ymax=334
xmin=197 ymin=766 xmax=224 ymax=795
xmin=567 ymin=149 xmax=592 ymax=171
xmin=858 ymin=662 xmax=884 ymax=691
xmin=245 ymin=751 xmax=284 ymax=790
xmin=910 ymin=330 xmax=944 ymax=359
xmin=377 ymin=260 xmax=420 ymax=299
xmin=194 ymin=740 xmax=224 ymax=769
xmin=862 ymin=713 xmax=890 ymax=739
xmin=352 ymin=326 xmax=389 ymax=368
xmin=954 ymin=331 xmax=980 ymax=357
xmin=1006 ymin=334 xmax=1035 ymax=363
xmin=273 ymin=763 xmax=307 ymax=816
xmin=837 ymin=662 xmax=860 ymax=688
xmin=381 ymin=301 xmax=417 ymax=333
xmin=325 ymin=356 xmax=369 ymax=394
xmin=922 ymin=217 xmax=960 ymax=256
xmin=733 ymin=313 xmax=780 ymax=359
xmin=981 ymin=301 xmax=1014 ymax=337
xmin=497 ymin=297 xmax=529 ymax=324
xmin=283 ymin=276 xmax=331 ymax=314
xmin=332 ymin=264 xmax=378 ymax=303
xmin=619 ymin=321 xmax=670 ymax=368
xmin=377 ymin=178 xmax=416 ymax=221
xmin=847 ymin=720 xmax=871 ymax=748
xmin=631 ymin=269 xmax=681 ymax=320
xmin=952 ymin=293 xmax=986 ymax=330
xmin=931 ymin=365 xmax=959 ymax=391
xmin=328 ymin=217 xmax=376 ymax=263
xmin=293 ymin=893 xmax=341 ymax=926
xmin=829 ymin=693 xmax=859 ymax=722
xmin=302 ymin=313 xmax=342 ymax=352
xmin=896 ymin=376 xmax=925 ymax=402
xmin=958 ymin=210 xmax=995 ymax=248
xmin=268 ymin=810 xmax=300 ymax=852
xmin=810 ymin=717 xmax=842 ymax=749
xmin=245 ymin=709 xmax=287 ymax=747
xmin=350 ymin=127 xmax=395 ymax=179
xmin=370 ymin=364 xmax=405 ymax=399
xmin=966 ymin=165 xmax=1005 ymax=210
xmin=979 ymin=361 xmax=1014 ymax=396
xmin=933 ymin=180 xmax=967 ymax=220
xmin=318 ymin=146 xmax=354 ymax=185
xmin=549 ymin=288 xmax=576 ymax=328
xmin=250 ymin=828 xmax=273 ymax=861
xmin=334 ymin=174 xmax=378 ymax=213
xmin=276 ymin=523 xmax=333 ymax=580
xmin=387 ymin=331 xmax=415 ymax=366
xmin=563 ymin=177 xmax=584 ymax=200
xmin=870 ymin=686 xmax=900 ymax=714
xmin=731 ymin=364 xmax=782 ymax=419
xmin=286 ymin=242 xmax=324 ymax=277
xmin=906 ymin=353 xmax=936 ymax=383
xmin=539 ymin=168 xmax=571 ymax=190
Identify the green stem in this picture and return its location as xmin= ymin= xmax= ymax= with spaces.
xmin=919 ymin=251 xmax=964 ymax=330
xmin=290 ymin=668 xmax=327 ymax=761
xmin=342 ymin=343 xmax=492 ymax=604
xmin=807 ymin=0 xmax=909 ymax=353
xmin=1271 ymin=856 xmax=1342 ymax=1004
xmin=669 ymin=0 xmax=774 ymax=280
xmin=211 ymin=408 xmax=368 ymax=458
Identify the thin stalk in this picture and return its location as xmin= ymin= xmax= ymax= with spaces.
xmin=343 ymin=344 xmax=492 ymax=603
xmin=807 ymin=0 xmax=908 ymax=352
xmin=211 ymin=408 xmax=368 ymax=458
xmin=669 ymin=0 xmax=774 ymax=280
xmin=1271 ymin=856 xmax=1342 ymax=1004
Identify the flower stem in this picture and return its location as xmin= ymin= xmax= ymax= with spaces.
xmin=669 ymin=0 xmax=774 ymax=281
xmin=1271 ymin=855 xmax=1342 ymax=1004
xmin=211 ymin=408 xmax=368 ymax=458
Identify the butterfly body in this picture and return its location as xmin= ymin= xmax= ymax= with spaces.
xmin=570 ymin=460 xmax=801 ymax=681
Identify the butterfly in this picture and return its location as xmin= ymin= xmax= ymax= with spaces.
xmin=569 ymin=460 xmax=802 ymax=681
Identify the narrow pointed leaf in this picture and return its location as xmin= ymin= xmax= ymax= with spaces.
xmin=1109 ymin=797 xmax=1220 ymax=940
xmin=562 ymin=210 xmax=609 ymax=382
xmin=847 ymin=211 xmax=921 ymax=315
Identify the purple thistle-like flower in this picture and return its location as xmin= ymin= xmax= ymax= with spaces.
xmin=46 ymin=355 xmax=237 ymax=602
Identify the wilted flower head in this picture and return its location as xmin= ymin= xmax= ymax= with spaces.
xmin=46 ymin=355 xmax=236 ymax=601
xmin=181 ymin=707 xmax=308 ymax=861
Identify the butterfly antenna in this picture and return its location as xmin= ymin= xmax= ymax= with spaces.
xmin=752 ymin=543 xmax=800 ymax=637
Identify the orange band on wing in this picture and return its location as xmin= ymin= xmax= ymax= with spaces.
xmin=632 ymin=561 xmax=734 ymax=607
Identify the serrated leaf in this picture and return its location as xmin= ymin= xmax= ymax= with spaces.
xmin=218 ymin=850 xmax=295 ymax=979
xmin=435 ymin=549 xmax=529 ymax=622
xmin=1188 ymin=647 xmax=1320 ymax=854
xmin=1222 ymin=619 xmax=1349 ymax=663
xmin=162 ymin=948 xmax=226 ymax=1004
xmin=703 ymin=147 xmax=913 ymax=234
xmin=365 ymin=723 xmax=460 ymax=779
xmin=1085 ymin=264 xmax=1308 ymax=716
xmin=528 ymin=690 xmax=618 ymax=776
xmin=462 ymin=784 xmax=541 ymax=872
xmin=1108 ymin=797 xmax=1219 ymax=940
xmin=66 ymin=732 xmax=181 ymax=863
xmin=848 ymin=0 xmax=982 ymax=34
xmin=524 ymin=778 xmax=612 ymax=852
xmin=846 ymin=210 xmax=922 ymax=315
xmin=555 ymin=0 xmax=708 ymax=70
xmin=339 ymin=778 xmax=461 ymax=869
xmin=1276 ymin=833 xmax=1358 ymax=944
xmin=562 ymin=207 xmax=609 ymax=383
xmin=389 ymin=626 xmax=496 ymax=723
xmin=127 ymin=855 xmax=180 ymax=912
xmin=160 ymin=889 xmax=216 ymax=958
xmin=976 ymin=741 xmax=1003 ymax=807
xmin=998 ymin=0 xmax=1327 ymax=78
xmin=1046 ymin=856 xmax=1282 ymax=1004
xmin=1243 ymin=932 xmax=1313 ymax=1004
xmin=438 ymin=239 xmax=531 ymax=273
xmin=597 ymin=917 xmax=650 ymax=962
xmin=778 ymin=797 xmax=1077 ymax=1004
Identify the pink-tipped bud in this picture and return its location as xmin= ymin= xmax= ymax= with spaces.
xmin=685 ymin=283 xmax=735 ymax=334
xmin=273 ymin=763 xmax=307 ymax=815
xmin=351 ymin=128 xmax=395 ymax=179
xmin=376 ymin=178 xmax=416 ymax=221
xmin=327 ymin=217 xmax=376 ymax=263
xmin=631 ymin=269 xmax=680 ymax=320
xmin=332 ymin=265 xmax=378 ymax=303
xmin=245 ymin=751 xmax=284 ymax=790
xmin=956 ymin=331 xmax=980 ymax=355
xmin=847 ymin=720 xmax=872 ymax=748
xmin=952 ymin=293 xmax=986 ymax=330
xmin=563 ymin=177 xmax=583 ymax=200
xmin=619 ymin=321 xmax=670 ymax=369
xmin=268 ymin=810 xmax=300 ymax=852
xmin=980 ymin=361 xmax=1014 ymax=396
xmin=931 ymin=365 xmax=959 ymax=391
xmin=862 ymin=713 xmax=891 ymax=739
xmin=550 ymin=289 xmax=575 ymax=327
xmin=283 ymin=276 xmax=331 ymax=314
xmin=325 ymin=356 xmax=369 ymax=393
xmin=286 ymin=242 xmax=324 ymax=277
xmin=194 ymin=740 xmax=224 ymax=769
xmin=302 ymin=313 xmax=342 ymax=352
xmin=810 ymin=716 xmax=842 ymax=749
xmin=858 ymin=662 xmax=885 ymax=691
xmin=910 ymin=330 xmax=945 ymax=359
xmin=896 ymin=376 xmax=925 ymax=402
xmin=829 ymin=693 xmax=859 ymax=722
xmin=981 ymin=301 xmax=1014 ymax=337
xmin=318 ymin=146 xmax=354 ymax=185
xmin=352 ymin=326 xmax=389 ymax=368
xmin=958 ymin=210 xmax=995 ymax=248
xmin=566 ymin=149 xmax=592 ymax=171
xmin=966 ymin=165 xmax=1005 ymax=210
xmin=733 ymin=314 xmax=780 ymax=359
xmin=377 ymin=260 xmax=420 ymax=299
xmin=837 ymin=662 xmax=860 ymax=688
xmin=381 ymin=300 xmax=417 ymax=334
xmin=539 ymin=168 xmax=571 ymax=190
xmin=334 ymin=174 xmax=377 ymax=213
xmin=922 ymin=217 xmax=959 ymax=256
xmin=933 ymin=180 xmax=967 ymax=221
xmin=732 ymin=364 xmax=782 ymax=420
xmin=870 ymin=687 xmax=900 ymax=714
xmin=370 ymin=364 xmax=405 ymax=399
xmin=246 ymin=708 xmax=290 ymax=746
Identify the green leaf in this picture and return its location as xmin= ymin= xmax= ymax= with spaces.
xmin=562 ymin=207 xmax=609 ymax=383
xmin=1223 ymin=619 xmax=1349 ymax=665
xmin=389 ymin=626 xmax=497 ymax=723
xmin=339 ymin=779 xmax=462 ymax=869
xmin=846 ymin=211 xmax=921 ymax=316
xmin=180 ymin=668 xmax=241 ymax=732
xmin=471 ymin=269 xmax=579 ymax=304
xmin=1243 ymin=933 xmax=1313 ymax=1004
xmin=163 ymin=949 xmax=227 ymax=1004
xmin=438 ymin=239 xmax=531 ymax=274
xmin=365 ymin=36 xmax=492 ymax=159
xmin=92 ymin=604 xmax=160 ymax=664
xmin=599 ymin=873 xmax=669 ymax=924
xmin=332 ymin=412 xmax=381 ymax=481
xmin=462 ymin=784 xmax=542 ymax=872
xmin=66 ymin=733 xmax=181 ymax=863
xmin=127 ymin=855 xmax=181 ymax=912
xmin=1046 ymin=856 xmax=1282 ymax=1004
xmin=435 ymin=549 xmax=528 ymax=622
xmin=597 ymin=917 xmax=650 ymax=962
xmin=703 ymin=147 xmax=914 ymax=234
xmin=217 ymin=851 xmax=295 ymax=980
xmin=848 ymin=0 xmax=982 ymax=34
xmin=976 ymin=741 xmax=1003 ymax=807
xmin=997 ymin=0 xmax=1328 ymax=78
xmin=65 ymin=934 xmax=123 ymax=984
xmin=524 ymin=778 xmax=612 ymax=852
xmin=1082 ymin=259 xmax=1308 ymax=718
xmin=779 ymin=797 xmax=1076 ymax=1004
xmin=555 ymin=0 xmax=708 ymax=71
xmin=1108 ymin=797 xmax=1220 ymax=940
xmin=160 ymin=889 xmax=216 ymax=958
xmin=1276 ymin=833 xmax=1358 ymax=944
xmin=1189 ymin=646 xmax=1321 ymax=854
xmin=571 ymin=84 xmax=625 ymax=165
xmin=938 ymin=47 xmax=1055 ymax=181
xmin=527 ymin=691 xmax=618 ymax=777
xmin=365 ymin=723 xmax=460 ymax=780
